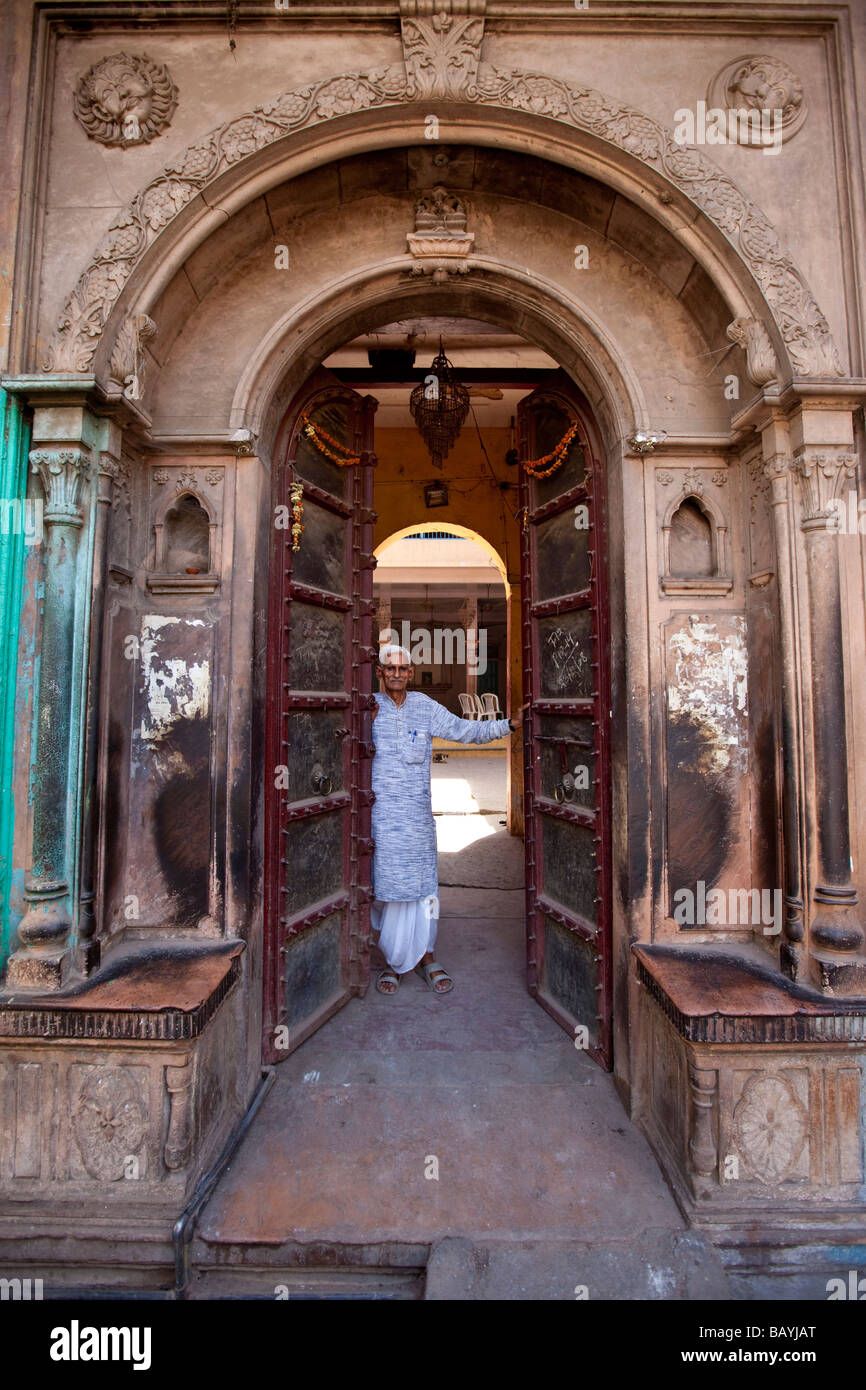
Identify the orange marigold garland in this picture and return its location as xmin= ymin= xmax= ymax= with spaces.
xmin=522 ymin=421 xmax=580 ymax=478
xmin=300 ymin=413 xmax=360 ymax=467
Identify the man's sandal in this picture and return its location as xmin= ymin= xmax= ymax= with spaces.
xmin=376 ymin=967 xmax=399 ymax=995
xmin=415 ymin=960 xmax=453 ymax=994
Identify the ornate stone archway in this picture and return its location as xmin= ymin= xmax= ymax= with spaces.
xmin=44 ymin=5 xmax=844 ymax=385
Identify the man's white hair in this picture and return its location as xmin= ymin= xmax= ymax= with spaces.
xmin=378 ymin=643 xmax=413 ymax=666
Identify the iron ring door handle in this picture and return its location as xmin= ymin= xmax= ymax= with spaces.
xmin=311 ymin=763 xmax=333 ymax=795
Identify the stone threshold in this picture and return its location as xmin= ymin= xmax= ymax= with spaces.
xmin=0 ymin=940 xmax=244 ymax=1041
xmin=634 ymin=944 xmax=866 ymax=1044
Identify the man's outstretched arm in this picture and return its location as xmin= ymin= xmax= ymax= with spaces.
xmin=429 ymin=699 xmax=527 ymax=744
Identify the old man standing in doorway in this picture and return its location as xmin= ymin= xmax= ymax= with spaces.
xmin=371 ymin=644 xmax=526 ymax=995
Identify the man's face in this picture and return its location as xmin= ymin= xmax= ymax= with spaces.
xmin=378 ymin=658 xmax=413 ymax=695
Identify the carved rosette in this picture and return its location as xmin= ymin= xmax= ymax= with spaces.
xmin=726 ymin=316 xmax=778 ymax=386
xmin=794 ymin=450 xmax=857 ymax=526
xmin=732 ymin=1073 xmax=807 ymax=1183
xmin=74 ymin=53 xmax=178 ymax=147
xmin=45 ymin=51 xmax=843 ymax=382
xmin=30 ymin=448 xmax=90 ymax=525
xmin=708 ymin=55 xmax=807 ymax=147
xmin=73 ymin=1067 xmax=146 ymax=1180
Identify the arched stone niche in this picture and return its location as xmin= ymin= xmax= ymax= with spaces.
xmin=660 ymin=485 xmax=731 ymax=596
xmin=147 ymin=474 xmax=221 ymax=593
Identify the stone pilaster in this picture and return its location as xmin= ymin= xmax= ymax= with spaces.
xmin=762 ymin=451 xmax=807 ymax=979
xmin=7 ymin=445 xmax=91 ymax=989
xmin=76 ymin=429 xmax=123 ymax=973
xmin=794 ymin=445 xmax=864 ymax=990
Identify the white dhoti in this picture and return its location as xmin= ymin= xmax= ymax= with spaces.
xmin=371 ymin=896 xmax=439 ymax=974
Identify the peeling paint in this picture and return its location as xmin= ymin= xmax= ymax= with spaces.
xmin=668 ymin=615 xmax=747 ymax=774
xmin=139 ymin=615 xmax=210 ymax=743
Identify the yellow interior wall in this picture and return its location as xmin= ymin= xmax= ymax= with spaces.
xmin=374 ymin=424 xmax=525 ymax=833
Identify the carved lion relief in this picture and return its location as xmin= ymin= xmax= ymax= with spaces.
xmin=74 ymin=53 xmax=178 ymax=147
xmin=708 ymin=55 xmax=806 ymax=147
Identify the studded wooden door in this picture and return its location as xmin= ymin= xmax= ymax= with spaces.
xmin=519 ymin=380 xmax=612 ymax=1069
xmin=263 ymin=371 xmax=377 ymax=1062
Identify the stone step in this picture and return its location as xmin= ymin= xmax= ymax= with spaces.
xmin=186 ymin=1230 xmax=730 ymax=1300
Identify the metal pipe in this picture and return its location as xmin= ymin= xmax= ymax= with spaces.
xmin=172 ymin=1066 xmax=276 ymax=1299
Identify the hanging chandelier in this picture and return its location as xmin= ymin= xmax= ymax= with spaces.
xmin=409 ymin=339 xmax=470 ymax=471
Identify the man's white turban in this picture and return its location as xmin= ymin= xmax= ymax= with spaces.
xmin=378 ymin=644 xmax=413 ymax=666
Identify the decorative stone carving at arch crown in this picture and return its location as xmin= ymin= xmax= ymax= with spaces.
xmin=45 ymin=13 xmax=843 ymax=382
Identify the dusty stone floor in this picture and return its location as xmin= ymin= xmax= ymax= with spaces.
xmin=191 ymin=767 xmax=730 ymax=1297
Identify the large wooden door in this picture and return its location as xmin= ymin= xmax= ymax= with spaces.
xmin=263 ymin=371 xmax=377 ymax=1062
xmin=519 ymin=379 xmax=612 ymax=1069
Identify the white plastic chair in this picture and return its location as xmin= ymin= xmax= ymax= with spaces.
xmin=480 ymin=692 xmax=503 ymax=720
xmin=472 ymin=693 xmax=492 ymax=720
xmin=459 ymin=693 xmax=479 ymax=720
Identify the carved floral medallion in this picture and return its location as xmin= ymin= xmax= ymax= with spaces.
xmin=733 ymin=1073 xmax=808 ymax=1183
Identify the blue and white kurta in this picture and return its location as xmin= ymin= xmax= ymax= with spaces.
xmin=371 ymin=690 xmax=511 ymax=902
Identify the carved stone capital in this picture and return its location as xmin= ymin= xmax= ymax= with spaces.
xmin=794 ymin=449 xmax=857 ymax=526
xmin=726 ymin=316 xmax=778 ymax=386
xmin=400 ymin=1 xmax=486 ymax=100
xmin=762 ymin=453 xmax=794 ymax=504
xmin=29 ymin=447 xmax=90 ymax=525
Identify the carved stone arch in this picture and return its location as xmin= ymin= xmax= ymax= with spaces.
xmin=661 ymin=489 xmax=731 ymax=595
xmin=42 ymin=63 xmax=845 ymax=387
xmin=226 ymin=262 xmax=649 ymax=457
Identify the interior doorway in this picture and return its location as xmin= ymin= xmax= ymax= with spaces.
xmin=263 ymin=316 xmax=612 ymax=1070
xmin=374 ymin=524 xmax=518 ymax=954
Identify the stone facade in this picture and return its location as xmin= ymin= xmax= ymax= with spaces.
xmin=0 ymin=0 xmax=865 ymax=1282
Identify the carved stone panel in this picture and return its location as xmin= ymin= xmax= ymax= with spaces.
xmin=747 ymin=454 xmax=774 ymax=582
xmin=70 ymin=1065 xmax=148 ymax=1180
xmin=731 ymin=1070 xmax=810 ymax=1184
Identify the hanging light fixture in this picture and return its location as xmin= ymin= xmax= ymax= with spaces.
xmin=410 ymin=338 xmax=470 ymax=470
